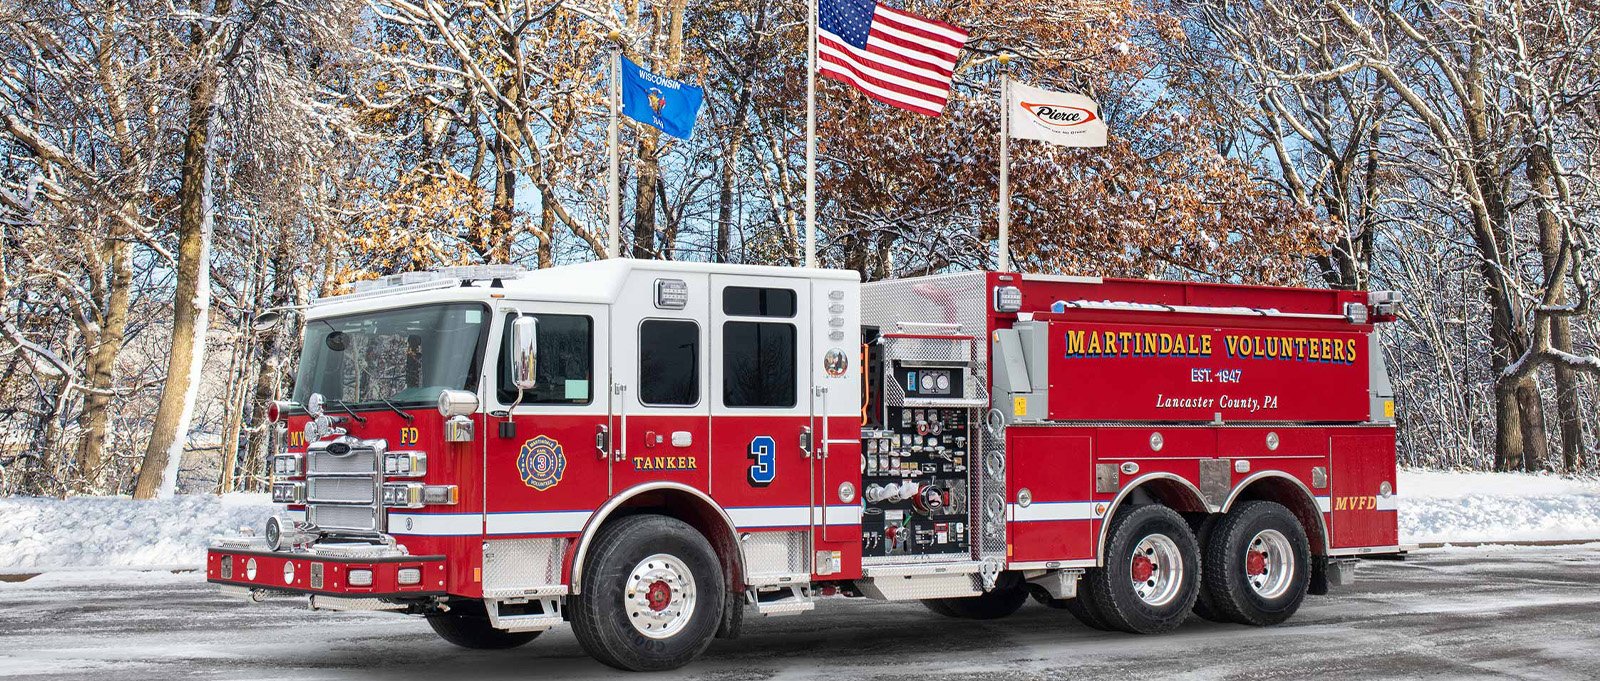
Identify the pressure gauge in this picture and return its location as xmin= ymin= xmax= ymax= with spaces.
xmin=920 ymin=374 xmax=937 ymax=391
xmin=935 ymin=373 xmax=951 ymax=392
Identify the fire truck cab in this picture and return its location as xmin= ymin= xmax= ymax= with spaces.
xmin=208 ymin=260 xmax=1402 ymax=671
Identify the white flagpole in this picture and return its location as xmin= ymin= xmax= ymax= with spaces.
xmin=607 ymin=40 xmax=622 ymax=259
xmin=804 ymin=0 xmax=818 ymax=268
xmin=997 ymin=54 xmax=1011 ymax=272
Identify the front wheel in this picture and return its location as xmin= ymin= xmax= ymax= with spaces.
xmin=1199 ymin=501 xmax=1311 ymax=626
xmin=1080 ymin=504 xmax=1200 ymax=634
xmin=426 ymin=601 xmax=541 ymax=650
xmin=569 ymin=515 xmax=725 ymax=671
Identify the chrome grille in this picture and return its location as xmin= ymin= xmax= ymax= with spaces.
xmin=308 ymin=448 xmax=378 ymax=474
xmin=305 ymin=441 xmax=384 ymax=532
xmin=307 ymin=477 xmax=375 ymax=504
xmin=308 ymin=505 xmax=379 ymax=531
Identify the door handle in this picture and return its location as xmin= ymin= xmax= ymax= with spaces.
xmin=595 ymin=425 xmax=610 ymax=459
xmin=799 ymin=426 xmax=813 ymax=458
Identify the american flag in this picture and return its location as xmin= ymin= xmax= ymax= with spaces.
xmin=817 ymin=0 xmax=968 ymax=117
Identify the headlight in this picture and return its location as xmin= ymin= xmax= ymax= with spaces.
xmin=348 ymin=569 xmax=373 ymax=587
xmin=272 ymin=453 xmax=304 ymax=477
xmin=397 ymin=568 xmax=421 ymax=585
xmin=436 ymin=389 xmax=478 ymax=417
xmin=271 ymin=482 xmax=305 ymax=504
xmin=382 ymin=452 xmax=427 ymax=477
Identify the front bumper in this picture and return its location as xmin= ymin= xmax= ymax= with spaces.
xmin=206 ymin=537 xmax=447 ymax=599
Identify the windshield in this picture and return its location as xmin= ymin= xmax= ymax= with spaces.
xmin=292 ymin=303 xmax=489 ymax=409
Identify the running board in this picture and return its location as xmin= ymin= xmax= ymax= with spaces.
xmin=749 ymin=585 xmax=815 ymax=616
xmin=487 ymin=596 xmax=564 ymax=632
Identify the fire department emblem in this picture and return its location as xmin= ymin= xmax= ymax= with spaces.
xmin=517 ymin=435 xmax=566 ymax=491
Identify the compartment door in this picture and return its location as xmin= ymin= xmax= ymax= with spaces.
xmin=1006 ymin=431 xmax=1095 ymax=564
xmin=1328 ymin=432 xmax=1399 ymax=549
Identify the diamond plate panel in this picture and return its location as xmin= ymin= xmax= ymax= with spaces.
xmin=483 ymin=539 xmax=567 ymax=595
xmin=742 ymin=530 xmax=809 ymax=581
xmin=862 ymin=273 xmax=1006 ymax=562
xmin=855 ymin=572 xmax=983 ymax=600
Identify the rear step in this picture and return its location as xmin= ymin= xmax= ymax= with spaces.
xmin=750 ymin=584 xmax=815 ymax=616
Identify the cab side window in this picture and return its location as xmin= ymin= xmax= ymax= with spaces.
xmin=722 ymin=322 xmax=797 ymax=408
xmin=640 ymin=319 xmax=700 ymax=406
xmin=721 ymin=286 xmax=798 ymax=408
xmin=497 ymin=313 xmax=594 ymax=405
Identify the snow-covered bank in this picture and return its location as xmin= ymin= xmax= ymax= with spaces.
xmin=0 ymin=494 xmax=279 ymax=571
xmin=3 ymin=469 xmax=1599 ymax=571
xmin=1399 ymin=468 xmax=1600 ymax=544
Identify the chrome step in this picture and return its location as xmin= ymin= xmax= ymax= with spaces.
xmin=487 ymin=597 xmax=564 ymax=632
xmin=750 ymin=585 xmax=815 ymax=617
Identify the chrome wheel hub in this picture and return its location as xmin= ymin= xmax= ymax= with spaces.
xmin=1130 ymin=534 xmax=1184 ymax=606
xmin=623 ymin=553 xmax=696 ymax=639
xmin=1245 ymin=529 xmax=1295 ymax=599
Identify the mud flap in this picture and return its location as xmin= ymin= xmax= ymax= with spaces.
xmin=715 ymin=590 xmax=744 ymax=639
xmin=1310 ymin=556 xmax=1358 ymax=595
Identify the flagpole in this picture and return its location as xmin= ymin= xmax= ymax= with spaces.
xmin=804 ymin=0 xmax=818 ymax=268
xmin=607 ymin=38 xmax=622 ymax=259
xmin=997 ymin=54 xmax=1011 ymax=272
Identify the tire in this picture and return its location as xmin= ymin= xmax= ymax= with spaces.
xmin=1189 ymin=513 xmax=1231 ymax=624
xmin=921 ymin=585 xmax=1029 ymax=620
xmin=1199 ymin=500 xmax=1311 ymax=626
xmin=1081 ymin=504 xmax=1201 ymax=634
xmin=426 ymin=601 xmax=541 ymax=650
xmin=569 ymin=515 xmax=725 ymax=671
xmin=1062 ymin=592 xmax=1115 ymax=631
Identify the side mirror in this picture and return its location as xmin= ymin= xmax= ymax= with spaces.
xmin=510 ymin=316 xmax=538 ymax=390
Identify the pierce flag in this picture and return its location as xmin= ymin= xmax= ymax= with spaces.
xmin=619 ymin=56 xmax=704 ymax=140
xmin=1008 ymin=80 xmax=1107 ymax=147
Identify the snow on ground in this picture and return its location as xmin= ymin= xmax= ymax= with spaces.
xmin=1399 ymin=468 xmax=1600 ymax=544
xmin=2 ymin=469 xmax=1599 ymax=571
xmin=0 ymin=494 xmax=279 ymax=572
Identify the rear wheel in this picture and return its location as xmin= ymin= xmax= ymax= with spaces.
xmin=1190 ymin=513 xmax=1231 ymax=623
xmin=1081 ymin=504 xmax=1200 ymax=634
xmin=569 ymin=515 xmax=725 ymax=671
xmin=426 ymin=601 xmax=540 ymax=650
xmin=1199 ymin=501 xmax=1311 ymax=626
xmin=1061 ymin=592 xmax=1115 ymax=630
xmin=921 ymin=584 xmax=1029 ymax=620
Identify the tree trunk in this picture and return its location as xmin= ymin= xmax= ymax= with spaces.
xmin=75 ymin=234 xmax=132 ymax=492
xmin=488 ymin=20 xmax=521 ymax=264
xmin=716 ymin=155 xmax=735 ymax=263
xmin=134 ymin=45 xmax=221 ymax=499
xmin=1492 ymin=379 xmax=1523 ymax=471
xmin=632 ymin=133 xmax=660 ymax=258
xmin=1515 ymin=379 xmax=1548 ymax=472
xmin=1528 ymin=150 xmax=1584 ymax=470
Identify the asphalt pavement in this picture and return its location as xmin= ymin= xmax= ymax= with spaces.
xmin=2 ymin=544 xmax=1598 ymax=680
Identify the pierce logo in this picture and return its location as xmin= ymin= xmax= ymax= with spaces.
xmin=1022 ymin=102 xmax=1097 ymax=128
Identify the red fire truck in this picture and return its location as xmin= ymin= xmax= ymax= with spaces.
xmin=209 ymin=260 xmax=1403 ymax=671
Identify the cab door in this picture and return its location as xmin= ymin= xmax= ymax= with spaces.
xmin=708 ymin=277 xmax=812 ymax=538
xmin=609 ymin=272 xmax=712 ymax=493
xmin=484 ymin=302 xmax=610 ymax=538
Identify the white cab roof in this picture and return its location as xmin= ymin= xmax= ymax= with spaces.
xmin=309 ymin=259 xmax=860 ymax=318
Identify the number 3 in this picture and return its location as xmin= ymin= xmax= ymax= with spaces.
xmin=748 ymin=436 xmax=776 ymax=487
